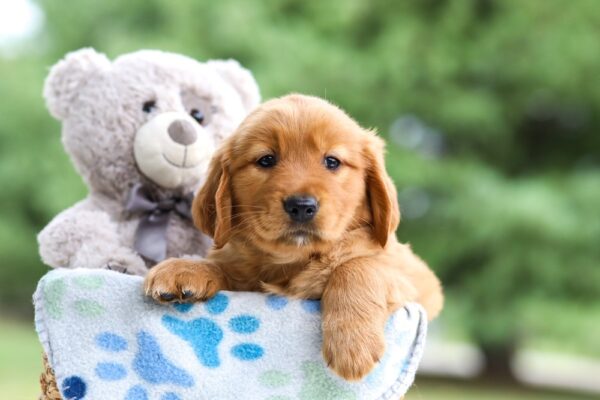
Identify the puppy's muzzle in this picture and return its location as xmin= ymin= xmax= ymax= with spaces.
xmin=283 ymin=195 xmax=319 ymax=223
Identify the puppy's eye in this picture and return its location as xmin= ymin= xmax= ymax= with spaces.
xmin=324 ymin=156 xmax=341 ymax=170
xmin=257 ymin=155 xmax=277 ymax=168
xmin=142 ymin=100 xmax=156 ymax=113
xmin=190 ymin=109 xmax=205 ymax=125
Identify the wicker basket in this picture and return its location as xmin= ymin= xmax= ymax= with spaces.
xmin=40 ymin=353 xmax=61 ymax=400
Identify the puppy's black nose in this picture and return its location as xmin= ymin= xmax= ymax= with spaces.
xmin=283 ymin=196 xmax=319 ymax=223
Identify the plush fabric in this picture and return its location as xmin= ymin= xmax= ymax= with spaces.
xmin=34 ymin=268 xmax=427 ymax=400
xmin=38 ymin=49 xmax=260 ymax=274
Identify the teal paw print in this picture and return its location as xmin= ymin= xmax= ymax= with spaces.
xmin=258 ymin=362 xmax=357 ymax=400
xmin=43 ymin=275 xmax=106 ymax=320
xmin=162 ymin=293 xmax=264 ymax=368
xmin=92 ymin=331 xmax=193 ymax=400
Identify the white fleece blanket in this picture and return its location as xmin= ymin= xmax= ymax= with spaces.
xmin=34 ymin=268 xmax=427 ymax=400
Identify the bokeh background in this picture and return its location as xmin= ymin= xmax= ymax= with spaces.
xmin=1 ymin=0 xmax=599 ymax=398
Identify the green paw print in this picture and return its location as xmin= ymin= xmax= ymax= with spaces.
xmin=73 ymin=275 xmax=105 ymax=289
xmin=299 ymin=361 xmax=356 ymax=400
xmin=44 ymin=278 xmax=66 ymax=319
xmin=260 ymin=370 xmax=292 ymax=389
xmin=42 ymin=274 xmax=107 ymax=319
xmin=259 ymin=361 xmax=356 ymax=400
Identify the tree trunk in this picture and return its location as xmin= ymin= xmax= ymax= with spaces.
xmin=479 ymin=343 xmax=517 ymax=383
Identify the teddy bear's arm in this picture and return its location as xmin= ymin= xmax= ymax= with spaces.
xmin=38 ymin=203 xmax=148 ymax=276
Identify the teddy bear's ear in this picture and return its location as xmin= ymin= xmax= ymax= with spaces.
xmin=208 ymin=59 xmax=261 ymax=113
xmin=44 ymin=48 xmax=111 ymax=119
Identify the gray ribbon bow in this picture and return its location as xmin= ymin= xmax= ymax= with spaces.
xmin=126 ymin=183 xmax=194 ymax=264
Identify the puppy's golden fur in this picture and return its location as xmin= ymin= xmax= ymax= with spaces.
xmin=145 ymin=94 xmax=443 ymax=380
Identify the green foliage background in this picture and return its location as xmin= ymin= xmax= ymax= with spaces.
xmin=0 ymin=0 xmax=598 ymax=358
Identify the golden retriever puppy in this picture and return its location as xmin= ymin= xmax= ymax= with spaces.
xmin=144 ymin=94 xmax=443 ymax=380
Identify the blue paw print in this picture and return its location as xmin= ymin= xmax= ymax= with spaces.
xmin=163 ymin=293 xmax=264 ymax=368
xmin=365 ymin=314 xmax=411 ymax=388
xmin=89 ymin=331 xmax=192 ymax=400
xmin=60 ymin=376 xmax=86 ymax=400
xmin=266 ymin=294 xmax=321 ymax=313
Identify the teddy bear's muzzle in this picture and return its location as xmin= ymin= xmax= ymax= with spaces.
xmin=134 ymin=111 xmax=215 ymax=189
xmin=168 ymin=119 xmax=198 ymax=146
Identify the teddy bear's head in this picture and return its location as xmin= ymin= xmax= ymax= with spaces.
xmin=44 ymin=48 xmax=260 ymax=199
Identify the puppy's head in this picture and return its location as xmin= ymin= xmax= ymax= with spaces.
xmin=193 ymin=94 xmax=400 ymax=252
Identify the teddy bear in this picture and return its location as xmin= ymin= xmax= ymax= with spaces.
xmin=38 ymin=48 xmax=260 ymax=276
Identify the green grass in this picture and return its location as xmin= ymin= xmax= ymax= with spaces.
xmin=406 ymin=378 xmax=598 ymax=400
xmin=0 ymin=318 xmax=43 ymax=400
xmin=1 ymin=317 xmax=598 ymax=400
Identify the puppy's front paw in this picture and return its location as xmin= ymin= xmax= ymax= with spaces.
xmin=143 ymin=258 xmax=222 ymax=304
xmin=322 ymin=321 xmax=386 ymax=381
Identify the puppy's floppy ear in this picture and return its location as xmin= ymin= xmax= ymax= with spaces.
xmin=192 ymin=143 xmax=233 ymax=249
xmin=364 ymin=131 xmax=400 ymax=247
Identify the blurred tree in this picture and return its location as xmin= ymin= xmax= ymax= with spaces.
xmin=1 ymin=0 xmax=598 ymax=377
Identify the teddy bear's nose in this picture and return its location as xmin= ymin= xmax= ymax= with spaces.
xmin=168 ymin=120 xmax=197 ymax=146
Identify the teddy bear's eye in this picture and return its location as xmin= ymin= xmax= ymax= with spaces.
xmin=190 ymin=109 xmax=205 ymax=125
xmin=142 ymin=100 xmax=156 ymax=113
